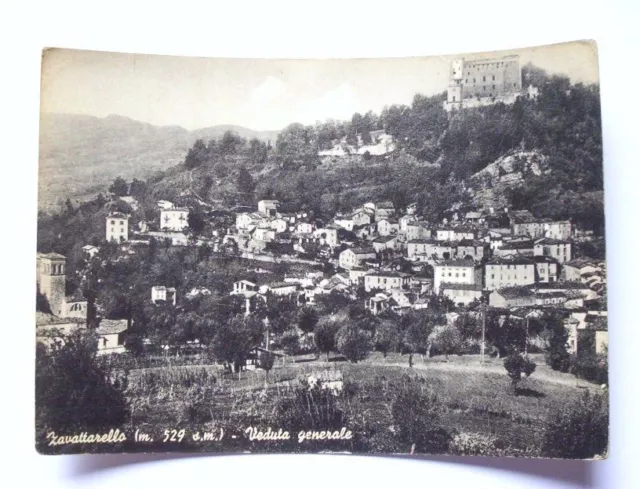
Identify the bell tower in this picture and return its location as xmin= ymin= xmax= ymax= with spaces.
xmin=36 ymin=253 xmax=67 ymax=316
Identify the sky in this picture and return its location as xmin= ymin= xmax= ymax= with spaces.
xmin=40 ymin=41 xmax=599 ymax=131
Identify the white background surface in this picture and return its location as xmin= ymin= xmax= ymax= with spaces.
xmin=1 ymin=1 xmax=639 ymax=488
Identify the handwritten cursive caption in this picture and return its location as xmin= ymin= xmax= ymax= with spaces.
xmin=45 ymin=426 xmax=353 ymax=447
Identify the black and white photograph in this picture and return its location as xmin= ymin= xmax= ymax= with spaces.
xmin=35 ymin=40 xmax=608 ymax=459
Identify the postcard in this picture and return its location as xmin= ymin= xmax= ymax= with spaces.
xmin=36 ymin=40 xmax=608 ymax=458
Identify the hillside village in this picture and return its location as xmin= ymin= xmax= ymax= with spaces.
xmin=37 ymin=188 xmax=608 ymax=360
xmin=36 ymin=51 xmax=609 ymax=458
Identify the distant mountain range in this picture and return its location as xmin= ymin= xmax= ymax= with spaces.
xmin=38 ymin=113 xmax=280 ymax=210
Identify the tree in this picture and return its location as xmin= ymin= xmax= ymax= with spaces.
xmin=314 ymin=320 xmax=339 ymax=361
xmin=108 ymin=176 xmax=128 ymax=197
xmin=281 ymin=329 xmax=301 ymax=355
xmin=185 ymin=139 xmax=208 ymax=169
xmin=187 ymin=206 xmax=207 ymax=236
xmin=373 ymin=320 xmax=400 ymax=359
xmin=542 ymin=390 xmax=608 ymax=459
xmin=429 ymin=324 xmax=462 ymax=361
xmin=258 ymin=349 xmax=276 ymax=384
xmin=401 ymin=313 xmax=436 ymax=367
xmin=544 ymin=315 xmax=572 ymax=372
xmin=212 ymin=314 xmax=264 ymax=375
xmin=336 ymin=324 xmax=373 ymax=363
xmin=219 ymin=131 xmax=246 ymax=156
xmin=35 ymin=331 xmax=129 ymax=443
xmin=503 ymin=353 xmax=536 ymax=392
xmin=236 ymin=166 xmax=256 ymax=202
xmin=297 ymin=306 xmax=319 ymax=336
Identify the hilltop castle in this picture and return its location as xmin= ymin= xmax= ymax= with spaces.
xmin=444 ymin=54 xmax=537 ymax=111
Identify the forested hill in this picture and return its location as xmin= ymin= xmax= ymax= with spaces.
xmin=38 ymin=113 xmax=280 ymax=210
xmin=135 ymin=64 xmax=603 ymax=229
xmin=37 ymin=64 xmax=604 ymax=261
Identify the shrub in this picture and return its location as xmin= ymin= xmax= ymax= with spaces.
xmin=36 ymin=331 xmax=130 ymax=449
xmin=429 ymin=324 xmax=463 ymax=360
xmin=503 ymin=353 xmax=536 ymax=391
xmin=542 ymin=390 xmax=609 ymax=459
xmin=391 ymin=375 xmax=451 ymax=453
xmin=570 ymin=353 xmax=608 ymax=385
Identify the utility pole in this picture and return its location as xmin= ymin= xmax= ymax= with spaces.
xmin=481 ymin=299 xmax=486 ymax=364
xmin=525 ymin=316 xmax=529 ymax=355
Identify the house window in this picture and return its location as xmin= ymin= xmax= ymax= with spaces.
xmin=111 ymin=220 xmax=115 ymax=225
xmin=483 ymin=76 xmax=486 ymax=82
xmin=120 ymin=221 xmax=124 ymax=225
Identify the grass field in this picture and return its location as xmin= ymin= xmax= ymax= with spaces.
xmin=119 ymin=352 xmax=599 ymax=455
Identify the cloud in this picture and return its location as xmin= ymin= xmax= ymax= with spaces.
xmin=250 ymin=76 xmax=286 ymax=104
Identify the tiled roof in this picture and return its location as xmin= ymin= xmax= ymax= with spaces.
xmin=96 ymin=319 xmax=128 ymax=335
xmin=435 ymin=259 xmax=476 ymax=268
xmin=441 ymin=283 xmax=483 ymax=291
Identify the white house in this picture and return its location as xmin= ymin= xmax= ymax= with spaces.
xmin=161 ymin=207 xmax=190 ymax=232
xmin=157 ymin=200 xmax=175 ymax=210
xmin=106 ymin=213 xmax=129 ymax=242
xmin=151 ymin=286 xmax=177 ymax=305
xmin=434 ymin=259 xmax=482 ymax=294
xmin=95 ymin=319 xmax=128 ymax=355
xmin=339 ymin=247 xmax=377 ymax=270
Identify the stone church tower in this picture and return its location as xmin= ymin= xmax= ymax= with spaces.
xmin=36 ymin=253 xmax=67 ymax=316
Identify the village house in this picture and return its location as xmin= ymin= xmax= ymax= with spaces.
xmin=534 ymin=238 xmax=572 ymax=263
xmin=484 ymin=256 xmax=536 ymax=290
xmin=399 ymin=215 xmax=416 ymax=232
xmin=252 ymin=225 xmax=276 ymax=243
xmin=339 ymin=247 xmax=377 ymax=270
xmin=563 ymin=257 xmax=603 ymax=282
xmin=160 ymin=207 xmax=189 ymax=232
xmin=296 ymin=221 xmax=315 ymax=234
xmin=372 ymin=235 xmax=397 ymax=253
xmin=533 ymin=255 xmax=559 ymax=283
xmin=261 ymin=282 xmax=300 ymax=297
xmin=268 ymin=217 xmax=288 ymax=233
xmin=483 ymin=229 xmax=511 ymax=251
xmin=407 ymin=239 xmax=456 ymax=262
xmin=95 ymin=319 xmax=128 ymax=355
xmin=236 ymin=212 xmax=262 ymax=231
xmin=36 ymin=314 xmax=127 ymax=356
xmin=374 ymin=201 xmax=395 ymax=221
xmin=406 ymin=202 xmax=418 ymax=215
xmin=364 ymin=271 xmax=410 ymax=292
xmin=258 ymin=200 xmax=279 ymax=217
xmin=349 ymin=267 xmax=368 ymax=285
xmin=511 ymin=218 xmax=572 ymax=240
xmin=151 ymin=286 xmax=176 ymax=305
xmin=232 ymin=280 xmax=258 ymax=295
xmin=366 ymin=293 xmax=390 ymax=316
xmin=106 ymin=213 xmax=129 ymax=242
xmin=82 ymin=245 xmax=99 ymax=258
xmin=442 ymin=283 xmax=484 ymax=306
xmin=534 ymin=291 xmax=567 ymax=307
xmin=489 ymin=287 xmax=536 ymax=308
xmin=377 ymin=218 xmax=400 ymax=236
xmin=533 ymin=282 xmax=600 ymax=301
xmin=435 ymin=227 xmax=475 ymax=242
xmin=404 ymin=222 xmax=432 ymax=241
xmin=493 ymin=239 xmax=535 ymax=257
xmin=433 ymin=259 xmax=482 ymax=294
xmin=465 ymin=211 xmax=484 ymax=223
xmin=454 ymin=240 xmax=488 ymax=262
xmin=157 ymin=200 xmax=175 ymax=210
xmin=313 ymin=227 xmax=339 ymax=247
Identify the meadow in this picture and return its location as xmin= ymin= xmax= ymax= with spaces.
xmin=115 ymin=352 xmax=599 ymax=456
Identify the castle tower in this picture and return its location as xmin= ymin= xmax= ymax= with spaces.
xmin=36 ymin=253 xmax=67 ymax=316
